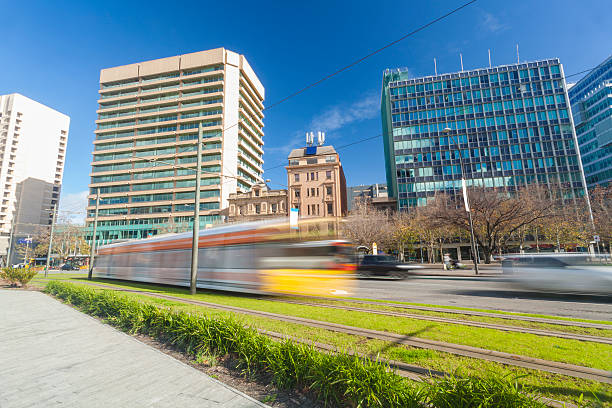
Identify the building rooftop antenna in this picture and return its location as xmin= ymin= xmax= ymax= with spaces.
xmin=317 ymin=131 xmax=326 ymax=146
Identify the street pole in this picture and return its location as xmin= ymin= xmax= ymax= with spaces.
xmin=6 ymin=222 xmax=16 ymax=267
xmin=466 ymin=204 xmax=479 ymax=275
xmin=45 ymin=203 xmax=57 ymax=278
xmin=444 ymin=127 xmax=479 ymax=274
xmin=190 ymin=123 xmax=203 ymax=295
xmin=88 ymin=188 xmax=100 ymax=280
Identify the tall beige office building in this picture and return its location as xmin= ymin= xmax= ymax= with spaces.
xmin=87 ymin=48 xmax=264 ymax=244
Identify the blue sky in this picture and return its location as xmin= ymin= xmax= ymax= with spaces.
xmin=1 ymin=0 xmax=610 ymax=220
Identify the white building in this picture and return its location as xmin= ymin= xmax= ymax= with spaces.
xmin=0 ymin=94 xmax=70 ymax=265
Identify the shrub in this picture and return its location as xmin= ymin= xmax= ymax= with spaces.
xmin=44 ymin=281 xmax=545 ymax=408
xmin=1 ymin=267 xmax=38 ymax=287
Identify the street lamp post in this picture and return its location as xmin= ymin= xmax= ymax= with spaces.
xmin=44 ymin=203 xmax=57 ymax=278
xmin=88 ymin=188 xmax=100 ymax=280
xmin=190 ymin=123 xmax=203 ymax=295
xmin=443 ymin=127 xmax=479 ymax=274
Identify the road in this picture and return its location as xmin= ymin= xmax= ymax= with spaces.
xmin=354 ymin=276 xmax=612 ymax=321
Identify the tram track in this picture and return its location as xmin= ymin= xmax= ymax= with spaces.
xmin=287 ymin=294 xmax=612 ymax=330
xmin=76 ymin=281 xmax=612 ymax=384
xmin=259 ymin=329 xmax=578 ymax=408
xmin=262 ymin=298 xmax=612 ymax=345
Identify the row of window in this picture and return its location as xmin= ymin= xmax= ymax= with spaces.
xmin=396 ymin=156 xmax=579 ymax=178
xmin=99 ymin=112 xmax=222 ymax=131
xmin=390 ymin=65 xmax=561 ymax=95
xmin=397 ymin=172 xmax=582 ymax=195
xmin=89 ymin=190 xmax=220 ymax=206
xmin=393 ymin=95 xmax=566 ymax=115
xmin=393 ymin=110 xmax=569 ymax=127
xmin=89 ymin=201 xmax=221 ymax=217
xmin=293 ymin=185 xmax=334 ymax=198
xmin=89 ymin=176 xmax=221 ymax=194
xmin=293 ymin=170 xmax=333 ymax=182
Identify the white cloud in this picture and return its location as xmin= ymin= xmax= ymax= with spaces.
xmin=481 ymin=12 xmax=508 ymax=33
xmin=309 ymin=92 xmax=379 ymax=133
xmin=58 ymin=190 xmax=88 ymax=225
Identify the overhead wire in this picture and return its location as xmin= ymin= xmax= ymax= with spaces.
xmin=261 ymin=64 xmax=600 ymax=174
xmin=129 ymin=0 xmax=479 ymax=184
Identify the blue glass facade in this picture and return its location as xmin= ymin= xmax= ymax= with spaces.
xmin=381 ymin=59 xmax=588 ymax=210
xmin=569 ymin=55 xmax=612 ymax=188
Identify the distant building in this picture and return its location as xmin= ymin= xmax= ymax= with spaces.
xmin=0 ymin=94 xmax=70 ymax=265
xmin=381 ymin=58 xmax=589 ymax=211
xmin=347 ymin=183 xmax=388 ymax=211
xmin=286 ymin=143 xmax=347 ymax=219
xmin=227 ymin=183 xmax=287 ymax=222
xmin=87 ymin=48 xmax=265 ymax=247
xmin=569 ymin=55 xmax=612 ymax=187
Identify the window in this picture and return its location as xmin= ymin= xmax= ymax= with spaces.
xmin=327 ymin=203 xmax=333 ymax=215
xmin=255 ymin=204 xmax=261 ymax=214
xmin=254 ymin=189 xmax=260 ymax=197
xmin=271 ymin=203 xmax=277 ymax=213
xmin=326 ymin=170 xmax=332 ymax=179
xmin=294 ymin=173 xmax=300 ymax=182
xmin=294 ymin=189 xmax=301 ymax=198
xmin=326 ymin=186 xmax=332 ymax=195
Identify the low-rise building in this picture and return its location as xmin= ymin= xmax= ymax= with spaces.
xmin=347 ymin=183 xmax=388 ymax=211
xmin=227 ymin=183 xmax=287 ymax=222
xmin=286 ymin=144 xmax=347 ymax=218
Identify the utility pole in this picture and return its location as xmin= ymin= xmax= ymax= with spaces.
xmin=45 ymin=203 xmax=57 ymax=278
xmin=190 ymin=123 xmax=203 ymax=295
xmin=443 ymin=127 xmax=479 ymax=274
xmin=6 ymin=222 xmax=16 ymax=267
xmin=88 ymin=188 xmax=100 ymax=280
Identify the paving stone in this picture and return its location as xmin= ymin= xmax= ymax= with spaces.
xmin=0 ymin=290 xmax=268 ymax=408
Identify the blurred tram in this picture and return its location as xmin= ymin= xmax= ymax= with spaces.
xmin=93 ymin=218 xmax=356 ymax=296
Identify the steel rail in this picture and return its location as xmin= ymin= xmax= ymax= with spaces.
xmin=286 ymin=295 xmax=612 ymax=330
xmin=262 ymin=298 xmax=612 ymax=345
xmin=76 ymin=282 xmax=612 ymax=384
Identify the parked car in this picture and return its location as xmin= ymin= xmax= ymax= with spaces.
xmin=502 ymin=254 xmax=612 ymax=295
xmin=60 ymin=263 xmax=80 ymax=271
xmin=358 ymin=255 xmax=423 ymax=279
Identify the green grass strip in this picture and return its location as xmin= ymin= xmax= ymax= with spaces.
xmin=46 ymin=277 xmax=611 ymax=370
xmin=44 ymin=280 xmax=549 ymax=408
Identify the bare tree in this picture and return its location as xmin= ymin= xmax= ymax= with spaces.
xmin=427 ymin=185 xmax=556 ymax=263
xmin=590 ymin=183 xmax=612 ymax=252
xmin=342 ymin=200 xmax=392 ymax=253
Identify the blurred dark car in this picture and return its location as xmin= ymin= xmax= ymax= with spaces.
xmin=358 ymin=255 xmax=422 ymax=279
xmin=60 ymin=263 xmax=79 ymax=271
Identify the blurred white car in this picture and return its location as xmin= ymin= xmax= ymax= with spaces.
xmin=502 ymin=254 xmax=612 ymax=295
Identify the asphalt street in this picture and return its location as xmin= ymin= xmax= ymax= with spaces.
xmin=354 ymin=276 xmax=612 ymax=321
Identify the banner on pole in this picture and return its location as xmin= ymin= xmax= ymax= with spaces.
xmin=461 ymin=179 xmax=470 ymax=212
xmin=290 ymin=208 xmax=299 ymax=229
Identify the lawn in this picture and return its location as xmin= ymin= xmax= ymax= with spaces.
xmin=33 ymin=275 xmax=612 ymax=371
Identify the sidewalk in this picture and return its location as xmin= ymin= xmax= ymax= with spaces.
xmin=0 ymin=290 xmax=268 ymax=408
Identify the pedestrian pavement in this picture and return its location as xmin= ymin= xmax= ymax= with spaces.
xmin=0 ymin=290 xmax=268 ymax=408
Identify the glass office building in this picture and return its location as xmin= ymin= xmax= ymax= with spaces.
xmin=568 ymin=55 xmax=612 ymax=188
xmin=381 ymin=58 xmax=589 ymax=210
